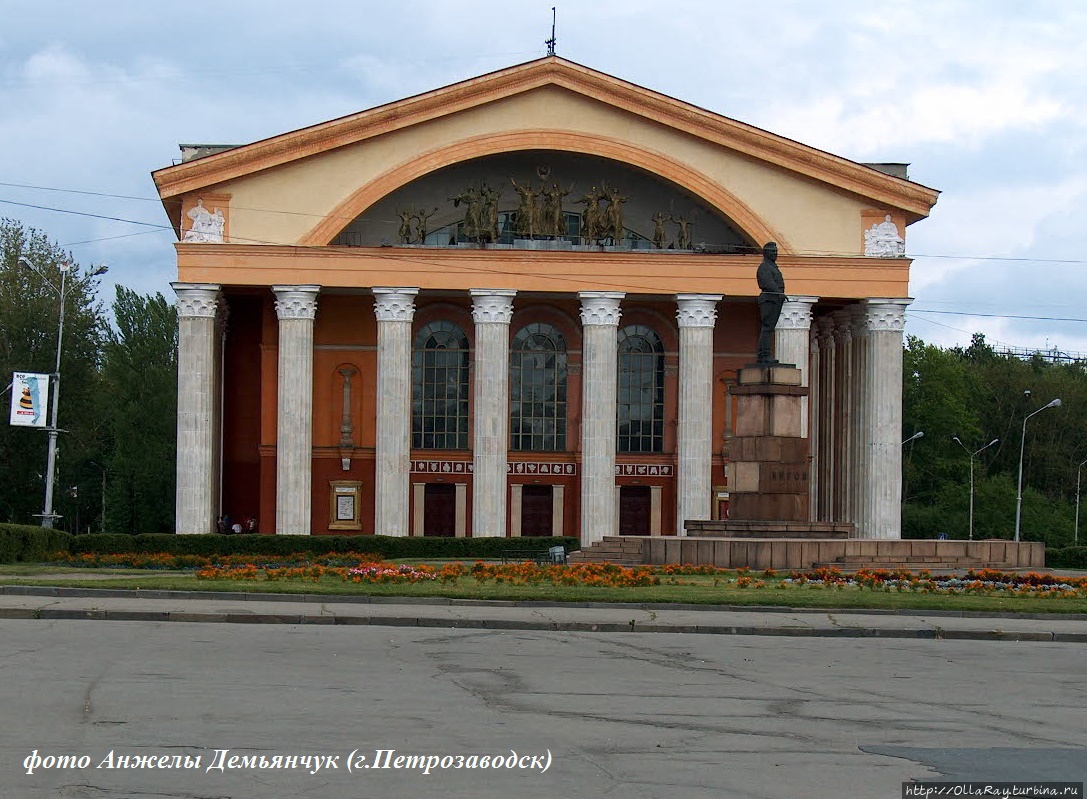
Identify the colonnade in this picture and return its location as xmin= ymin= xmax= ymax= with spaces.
xmin=172 ymin=282 xmax=909 ymax=541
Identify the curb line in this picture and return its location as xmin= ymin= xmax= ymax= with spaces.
xmin=2 ymin=607 xmax=1085 ymax=641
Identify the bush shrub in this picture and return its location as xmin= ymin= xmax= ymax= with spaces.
xmin=65 ymin=533 xmax=580 ymax=559
xmin=1046 ymin=546 xmax=1087 ymax=570
xmin=0 ymin=524 xmax=73 ymax=563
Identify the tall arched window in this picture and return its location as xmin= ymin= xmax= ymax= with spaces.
xmin=510 ymin=322 xmax=568 ymax=451
xmin=617 ymin=325 xmax=664 ymax=453
xmin=412 ymin=321 xmax=470 ymax=449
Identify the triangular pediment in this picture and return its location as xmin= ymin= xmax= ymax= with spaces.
xmin=153 ymin=57 xmax=938 ymax=223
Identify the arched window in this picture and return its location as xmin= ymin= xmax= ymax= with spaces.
xmin=412 ymin=321 xmax=470 ymax=449
xmin=617 ymin=325 xmax=664 ymax=453
xmin=510 ymin=323 xmax=568 ymax=451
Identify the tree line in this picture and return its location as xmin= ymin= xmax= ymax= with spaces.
xmin=2 ymin=219 xmax=1085 ymax=541
xmin=0 ymin=219 xmax=176 ymax=533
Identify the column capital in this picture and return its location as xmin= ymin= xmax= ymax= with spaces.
xmin=849 ymin=302 xmax=869 ymax=335
xmin=578 ymin=291 xmax=625 ymax=326
xmin=273 ymin=285 xmax=320 ymax=320
xmin=372 ymin=287 xmax=419 ymax=322
xmin=470 ymin=288 xmax=517 ymax=324
xmin=675 ymin=294 xmax=723 ymax=328
xmin=815 ymin=314 xmax=836 ymax=343
xmin=777 ymin=296 xmax=819 ymax=330
xmin=832 ymin=309 xmax=853 ymax=342
xmin=172 ymin=283 xmax=221 ymax=318
xmin=865 ymin=298 xmax=913 ymax=332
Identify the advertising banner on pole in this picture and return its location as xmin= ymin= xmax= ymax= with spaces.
xmin=9 ymin=372 xmax=50 ymax=428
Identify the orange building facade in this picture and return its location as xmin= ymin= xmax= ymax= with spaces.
xmin=153 ymin=57 xmax=938 ymax=542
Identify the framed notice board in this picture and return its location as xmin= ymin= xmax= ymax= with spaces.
xmin=329 ymin=480 xmax=363 ymax=531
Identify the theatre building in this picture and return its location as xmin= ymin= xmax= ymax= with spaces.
xmin=153 ymin=57 xmax=939 ymax=542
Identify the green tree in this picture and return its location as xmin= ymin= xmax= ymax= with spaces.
xmin=100 ymin=287 xmax=178 ymax=533
xmin=0 ymin=219 xmax=107 ymax=527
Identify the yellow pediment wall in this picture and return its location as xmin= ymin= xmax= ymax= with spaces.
xmin=172 ymin=81 xmax=931 ymax=258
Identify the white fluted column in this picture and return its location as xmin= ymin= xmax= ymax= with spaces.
xmin=273 ymin=285 xmax=320 ymax=535
xmin=808 ymin=325 xmax=820 ymax=521
xmin=863 ymin=299 xmax=912 ymax=539
xmin=775 ymin=296 xmax=818 ymax=435
xmin=471 ymin=289 xmax=516 ymax=537
xmin=173 ymin=283 xmax=221 ymax=534
xmin=372 ymin=288 xmax=419 ymax=537
xmin=675 ymin=294 xmax=722 ymax=533
xmin=579 ymin=292 xmax=624 ymax=545
xmin=849 ymin=303 xmax=870 ymax=537
xmin=816 ymin=316 xmax=836 ymax=522
xmin=832 ymin=312 xmax=854 ymax=526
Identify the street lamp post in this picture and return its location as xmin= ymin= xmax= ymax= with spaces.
xmin=17 ymin=258 xmax=107 ymax=529
xmin=1075 ymin=458 xmax=1087 ymax=546
xmin=1015 ymin=398 xmax=1062 ymax=542
xmin=952 ymin=436 xmax=999 ymax=541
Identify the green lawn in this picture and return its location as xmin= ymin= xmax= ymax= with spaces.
xmin=2 ymin=566 xmax=1086 ymax=615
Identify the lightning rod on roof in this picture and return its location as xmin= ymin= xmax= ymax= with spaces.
xmin=545 ymin=7 xmax=557 ymax=56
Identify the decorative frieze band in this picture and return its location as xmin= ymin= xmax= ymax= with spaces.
xmin=578 ymin=291 xmax=625 ymax=326
xmin=272 ymin=285 xmax=320 ymax=320
xmin=675 ymin=294 xmax=722 ymax=328
xmin=865 ymin=298 xmax=912 ymax=332
xmin=172 ymin=283 xmax=221 ymax=319
xmin=410 ymin=460 xmax=578 ymax=475
xmin=777 ymin=296 xmax=819 ymax=330
xmin=372 ymin=287 xmax=419 ymax=322
xmin=470 ymin=289 xmax=517 ymax=324
xmin=615 ymin=464 xmax=673 ymax=477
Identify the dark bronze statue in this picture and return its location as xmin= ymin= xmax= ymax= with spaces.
xmin=577 ymin=186 xmax=606 ymax=244
xmin=651 ymin=212 xmax=668 ymax=249
xmin=756 ymin=241 xmax=785 ymax=365
xmin=511 ymin=178 xmax=539 ymax=237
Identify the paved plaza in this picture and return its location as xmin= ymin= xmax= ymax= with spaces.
xmin=2 ymin=602 xmax=1085 ymax=798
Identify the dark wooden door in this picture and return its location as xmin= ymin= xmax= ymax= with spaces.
xmin=520 ymin=485 xmax=553 ymax=537
xmin=423 ymin=483 xmax=456 ymax=537
xmin=618 ymin=485 xmax=652 ymax=535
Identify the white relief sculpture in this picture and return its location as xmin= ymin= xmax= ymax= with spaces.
xmin=182 ymin=199 xmax=226 ymax=243
xmin=863 ymin=215 xmax=905 ymax=257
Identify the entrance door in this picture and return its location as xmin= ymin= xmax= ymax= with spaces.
xmin=520 ymin=485 xmax=554 ymax=537
xmin=423 ymin=483 xmax=456 ymax=537
xmin=618 ymin=485 xmax=652 ymax=535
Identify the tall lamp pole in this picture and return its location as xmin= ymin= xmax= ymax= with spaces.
xmin=1075 ymin=458 xmax=1087 ymax=546
xmin=1015 ymin=398 xmax=1061 ymax=542
xmin=952 ymin=436 xmax=998 ymax=541
xmin=17 ymin=258 xmax=108 ymax=529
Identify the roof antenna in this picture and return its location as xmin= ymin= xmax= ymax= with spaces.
xmin=545 ymin=6 xmax=557 ymax=56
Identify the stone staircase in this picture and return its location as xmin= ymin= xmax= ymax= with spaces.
xmin=568 ymin=536 xmax=646 ymax=566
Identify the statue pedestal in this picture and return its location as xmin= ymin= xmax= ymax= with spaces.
xmin=726 ymin=365 xmax=810 ymax=522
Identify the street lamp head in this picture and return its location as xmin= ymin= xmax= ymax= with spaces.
xmin=90 ymin=265 xmax=109 ymax=277
xmin=904 ymin=431 xmax=924 ymax=445
xmin=1047 ymin=398 xmax=1062 ymax=409
xmin=17 ymin=257 xmax=32 ymax=270
xmin=58 ymin=262 xmax=71 ymax=274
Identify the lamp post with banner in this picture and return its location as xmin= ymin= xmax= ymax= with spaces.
xmin=16 ymin=257 xmax=107 ymax=529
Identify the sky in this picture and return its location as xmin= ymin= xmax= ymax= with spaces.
xmin=2 ymin=0 xmax=1086 ymax=356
